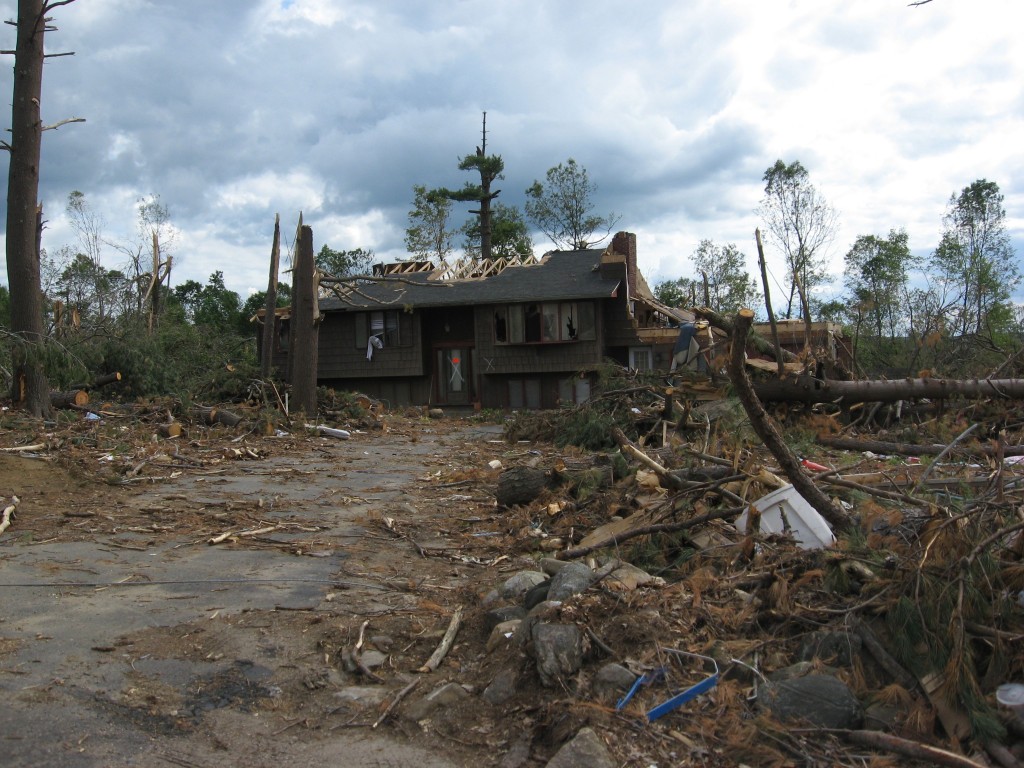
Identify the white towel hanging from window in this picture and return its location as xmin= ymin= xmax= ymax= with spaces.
xmin=366 ymin=334 xmax=383 ymax=361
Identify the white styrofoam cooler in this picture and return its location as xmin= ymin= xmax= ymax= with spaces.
xmin=735 ymin=484 xmax=836 ymax=549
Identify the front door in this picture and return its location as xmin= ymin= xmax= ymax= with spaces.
xmin=435 ymin=347 xmax=472 ymax=405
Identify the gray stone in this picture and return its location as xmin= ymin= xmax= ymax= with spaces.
xmin=484 ymin=604 xmax=527 ymax=633
xmin=333 ymin=685 xmax=390 ymax=706
xmin=483 ymin=668 xmax=518 ymax=705
xmin=544 ymin=727 xmax=615 ymax=768
xmin=532 ymin=623 xmax=583 ymax=687
xmin=548 ymin=562 xmax=594 ymax=602
xmin=798 ymin=630 xmax=862 ymax=667
xmin=767 ymin=661 xmax=817 ymax=682
xmin=863 ymin=701 xmax=900 ymax=732
xmin=500 ymin=570 xmax=549 ymax=600
xmin=540 ymin=557 xmax=571 ymax=576
xmin=524 ymin=580 xmax=551 ymax=609
xmin=360 ymin=649 xmax=388 ymax=669
xmin=403 ymin=681 xmax=471 ymax=721
xmin=762 ymin=674 xmax=862 ymax=729
xmin=592 ymin=663 xmax=637 ymax=702
xmin=513 ymin=600 xmax=562 ymax=646
xmin=369 ymin=634 xmax=395 ymax=652
xmin=605 ymin=563 xmax=665 ymax=592
xmin=486 ymin=620 xmax=522 ymax=652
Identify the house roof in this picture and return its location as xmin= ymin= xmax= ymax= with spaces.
xmin=319 ymin=248 xmax=620 ymax=311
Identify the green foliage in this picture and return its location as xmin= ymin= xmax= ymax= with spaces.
xmin=653 ymin=277 xmax=695 ymax=309
xmin=0 ymin=285 xmax=10 ymax=327
xmin=316 ymin=245 xmax=375 ymax=278
xmin=525 ymin=158 xmax=619 ymax=250
xmin=929 ymin=180 xmax=1019 ymax=349
xmin=842 ymin=229 xmax=921 ymax=374
xmin=171 ymin=271 xmax=241 ymax=332
xmin=239 ymin=283 xmax=291 ymax=334
xmin=552 ymin=406 xmax=620 ymax=451
xmin=434 ymin=128 xmax=505 ymax=261
xmin=405 ymin=184 xmax=456 ymax=262
xmin=656 ymin=240 xmax=760 ymax=313
xmin=460 ymin=203 xmax=533 ymax=260
xmin=758 ymin=159 xmax=837 ymax=321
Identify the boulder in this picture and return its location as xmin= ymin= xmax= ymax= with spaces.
xmin=533 ymin=623 xmax=583 ymax=687
xmin=762 ymin=674 xmax=862 ymax=729
xmin=544 ymin=727 xmax=615 ymax=768
xmin=548 ymin=562 xmax=594 ymax=602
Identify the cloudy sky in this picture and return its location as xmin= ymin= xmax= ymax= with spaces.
xmin=1 ymin=0 xmax=1021 ymax=306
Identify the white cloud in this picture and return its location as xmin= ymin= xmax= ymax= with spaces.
xmin=0 ymin=0 xmax=1020 ymax=305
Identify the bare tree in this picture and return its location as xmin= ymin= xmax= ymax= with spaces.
xmin=757 ymin=160 xmax=838 ymax=329
xmin=2 ymin=0 xmax=82 ymax=416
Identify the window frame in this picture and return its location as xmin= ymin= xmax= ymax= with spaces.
xmin=494 ymin=301 xmax=595 ymax=345
xmin=355 ymin=309 xmax=411 ymax=349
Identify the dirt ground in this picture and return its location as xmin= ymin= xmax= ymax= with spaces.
xmin=2 ymin=404 xmax=1022 ymax=768
xmin=1 ymin=411 xmax=552 ymax=768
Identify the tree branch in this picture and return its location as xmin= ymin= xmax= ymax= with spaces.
xmin=42 ymin=116 xmax=84 ymax=131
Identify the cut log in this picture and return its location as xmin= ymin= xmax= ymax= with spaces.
xmin=92 ymin=371 xmax=122 ymax=387
xmin=193 ymin=406 xmax=244 ymax=428
xmin=68 ymin=372 xmax=122 ymax=390
xmin=495 ymin=466 xmax=549 ymax=507
xmin=50 ymin=389 xmax=89 ymax=409
xmin=754 ymin=375 xmax=1024 ymax=404
xmin=157 ymin=422 xmax=182 ymax=439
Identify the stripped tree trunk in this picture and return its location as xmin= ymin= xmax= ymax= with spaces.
xmin=754 ymin=376 xmax=1024 ymax=404
xmin=260 ymin=214 xmax=281 ymax=379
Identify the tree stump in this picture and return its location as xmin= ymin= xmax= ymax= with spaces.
xmin=495 ymin=466 xmax=549 ymax=507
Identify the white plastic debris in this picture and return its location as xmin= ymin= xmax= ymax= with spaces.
xmin=735 ymin=484 xmax=836 ymax=549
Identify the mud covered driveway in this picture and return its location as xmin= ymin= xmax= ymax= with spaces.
xmin=0 ymin=417 xmax=510 ymax=768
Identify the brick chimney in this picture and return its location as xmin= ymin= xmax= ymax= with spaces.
xmin=611 ymin=231 xmax=637 ymax=299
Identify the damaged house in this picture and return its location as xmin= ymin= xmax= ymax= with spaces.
xmin=265 ymin=232 xmax=689 ymax=409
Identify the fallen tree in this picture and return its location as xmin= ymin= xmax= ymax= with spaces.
xmin=694 ymin=306 xmax=798 ymax=363
xmin=754 ymin=375 xmax=1024 ymax=404
xmin=729 ymin=309 xmax=850 ymax=532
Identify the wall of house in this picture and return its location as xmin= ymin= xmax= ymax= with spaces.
xmin=472 ymin=304 xmax=605 ymax=376
xmin=317 ymin=311 xmax=425 ymax=379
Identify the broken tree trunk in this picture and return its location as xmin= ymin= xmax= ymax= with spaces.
xmin=695 ymin=306 xmax=798 ymax=363
xmin=193 ymin=406 xmax=244 ymax=428
xmin=729 ymin=309 xmax=850 ymax=532
xmin=611 ymin=426 xmax=688 ymax=492
xmin=289 ymin=223 xmax=319 ymax=417
xmin=754 ymin=228 xmax=786 ymax=376
xmin=816 ymin=434 xmax=1024 ymax=458
xmin=261 ymin=214 xmax=281 ymax=379
xmin=496 ymin=466 xmax=549 ymax=507
xmin=754 ymin=375 xmax=1024 ymax=404
xmin=50 ymin=389 xmax=89 ymax=409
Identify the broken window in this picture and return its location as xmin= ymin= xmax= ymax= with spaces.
xmin=355 ymin=310 xmax=410 ymax=349
xmin=493 ymin=302 xmax=596 ymax=345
